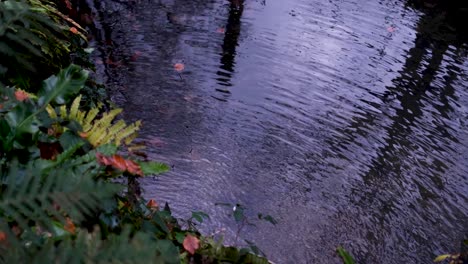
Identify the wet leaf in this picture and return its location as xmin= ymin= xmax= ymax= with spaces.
xmin=191 ymin=211 xmax=210 ymax=223
xmin=0 ymin=231 xmax=6 ymax=242
xmin=233 ymin=204 xmax=244 ymax=222
xmin=183 ymin=234 xmax=200 ymax=255
xmin=434 ymin=254 xmax=452 ymax=262
xmin=216 ymin=27 xmax=225 ymax=33
xmin=337 ymin=246 xmax=355 ymax=264
xmin=258 ymin=214 xmax=278 ymax=225
xmin=174 ymin=63 xmax=185 ymax=72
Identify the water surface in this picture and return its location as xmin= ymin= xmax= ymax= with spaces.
xmin=89 ymin=0 xmax=468 ymax=262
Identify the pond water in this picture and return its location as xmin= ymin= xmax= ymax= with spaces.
xmin=87 ymin=0 xmax=468 ymax=262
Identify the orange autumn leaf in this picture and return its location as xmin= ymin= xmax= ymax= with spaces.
xmin=64 ymin=218 xmax=76 ymax=234
xmin=125 ymin=159 xmax=143 ymax=176
xmin=174 ymin=63 xmax=185 ymax=72
xmin=96 ymin=153 xmax=143 ymax=176
xmin=183 ymin=234 xmax=200 ymax=255
xmin=70 ymin=27 xmax=79 ymax=34
xmin=0 ymin=231 xmax=6 ymax=242
xmin=14 ymin=90 xmax=29 ymax=101
xmin=111 ymin=155 xmax=127 ymax=171
xmin=146 ymin=199 xmax=159 ymax=209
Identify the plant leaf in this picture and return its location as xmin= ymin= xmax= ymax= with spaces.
xmin=138 ymin=161 xmax=170 ymax=175
xmin=183 ymin=234 xmax=200 ymax=255
xmin=434 ymin=254 xmax=452 ymax=262
xmin=337 ymin=246 xmax=355 ymax=264
xmin=37 ymin=65 xmax=88 ymax=107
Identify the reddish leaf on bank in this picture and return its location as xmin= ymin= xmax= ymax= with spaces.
xmin=14 ymin=90 xmax=29 ymax=101
xmin=70 ymin=27 xmax=79 ymax=34
xmin=64 ymin=218 xmax=76 ymax=234
xmin=146 ymin=199 xmax=159 ymax=209
xmin=183 ymin=234 xmax=200 ymax=255
xmin=96 ymin=153 xmax=143 ymax=176
xmin=0 ymin=231 xmax=6 ymax=242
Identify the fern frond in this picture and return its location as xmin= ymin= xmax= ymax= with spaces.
xmin=0 ymin=161 xmax=120 ymax=232
xmin=114 ymin=121 xmax=141 ymax=145
xmin=82 ymin=106 xmax=100 ymax=131
xmin=89 ymin=109 xmax=123 ymax=132
xmin=58 ymin=104 xmax=67 ymax=118
xmin=68 ymin=94 xmax=81 ymax=120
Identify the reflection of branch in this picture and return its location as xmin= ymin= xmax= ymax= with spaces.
xmin=216 ymin=0 xmax=244 ymax=86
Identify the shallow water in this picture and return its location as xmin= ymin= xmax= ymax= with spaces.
xmin=89 ymin=0 xmax=468 ymax=262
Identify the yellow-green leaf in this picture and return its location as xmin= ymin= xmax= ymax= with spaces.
xmin=434 ymin=255 xmax=451 ymax=262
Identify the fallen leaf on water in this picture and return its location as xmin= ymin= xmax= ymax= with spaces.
xmin=131 ymin=51 xmax=142 ymax=61
xmin=387 ymin=26 xmax=396 ymax=33
xmin=216 ymin=27 xmax=225 ymax=33
xmin=174 ymin=63 xmax=185 ymax=72
xmin=183 ymin=234 xmax=200 ymax=255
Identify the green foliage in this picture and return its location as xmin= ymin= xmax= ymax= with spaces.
xmin=337 ymin=246 xmax=356 ymax=264
xmin=0 ymin=0 xmax=86 ymax=89
xmin=138 ymin=161 xmax=170 ymax=176
xmin=0 ymin=65 xmax=87 ymax=158
xmin=47 ymin=95 xmax=141 ymax=147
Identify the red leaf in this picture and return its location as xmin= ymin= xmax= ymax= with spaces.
xmin=96 ymin=153 xmax=143 ymax=176
xmin=183 ymin=234 xmax=200 ymax=255
xmin=64 ymin=217 xmax=76 ymax=234
xmin=70 ymin=27 xmax=79 ymax=34
xmin=146 ymin=199 xmax=159 ymax=209
xmin=38 ymin=142 xmax=63 ymax=160
xmin=14 ymin=90 xmax=29 ymax=101
xmin=174 ymin=63 xmax=185 ymax=72
xmin=111 ymin=155 xmax=127 ymax=171
xmin=0 ymin=231 xmax=6 ymax=242
xmin=125 ymin=159 xmax=143 ymax=176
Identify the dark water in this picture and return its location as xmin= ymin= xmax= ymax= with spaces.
xmin=88 ymin=0 xmax=468 ymax=263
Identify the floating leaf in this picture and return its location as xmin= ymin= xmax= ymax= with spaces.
xmin=337 ymin=246 xmax=355 ymax=264
xmin=434 ymin=255 xmax=452 ymax=262
xmin=174 ymin=63 xmax=185 ymax=72
xmin=183 ymin=234 xmax=200 ymax=255
xmin=191 ymin=211 xmax=210 ymax=223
